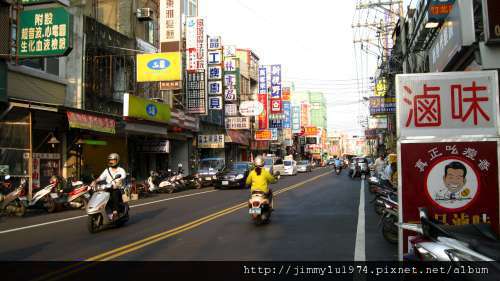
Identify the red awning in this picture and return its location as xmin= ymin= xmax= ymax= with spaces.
xmin=225 ymin=130 xmax=250 ymax=146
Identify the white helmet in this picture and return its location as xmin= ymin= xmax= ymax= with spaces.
xmin=107 ymin=153 xmax=120 ymax=167
xmin=254 ymin=156 xmax=264 ymax=167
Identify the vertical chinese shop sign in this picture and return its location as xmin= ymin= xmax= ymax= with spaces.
xmin=18 ymin=7 xmax=73 ymax=57
xmin=396 ymin=71 xmax=500 ymax=259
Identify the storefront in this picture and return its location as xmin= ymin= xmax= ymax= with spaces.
xmin=225 ymin=130 xmax=250 ymax=162
xmin=65 ymin=110 xmax=123 ymax=183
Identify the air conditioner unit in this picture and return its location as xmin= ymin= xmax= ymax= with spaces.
xmin=136 ymin=8 xmax=152 ymax=21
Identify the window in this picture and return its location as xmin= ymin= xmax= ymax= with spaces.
xmin=145 ymin=21 xmax=157 ymax=45
xmin=18 ymin=57 xmax=59 ymax=76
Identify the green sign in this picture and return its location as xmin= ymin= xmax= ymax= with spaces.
xmin=124 ymin=94 xmax=171 ymax=123
xmin=83 ymin=140 xmax=108 ymax=146
xmin=0 ymin=60 xmax=6 ymax=103
xmin=18 ymin=7 xmax=73 ymax=57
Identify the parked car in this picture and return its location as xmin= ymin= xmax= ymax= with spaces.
xmin=297 ymin=160 xmax=312 ymax=173
xmin=263 ymin=157 xmax=284 ymax=179
xmin=214 ymin=162 xmax=252 ymax=189
xmin=283 ymin=160 xmax=298 ymax=176
xmin=195 ymin=158 xmax=225 ymax=186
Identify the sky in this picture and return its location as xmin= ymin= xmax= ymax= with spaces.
xmin=199 ymin=0 xmax=379 ymax=136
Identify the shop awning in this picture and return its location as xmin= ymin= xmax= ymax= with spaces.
xmin=225 ymin=130 xmax=249 ymax=146
xmin=125 ymin=122 xmax=168 ymax=136
xmin=67 ymin=111 xmax=116 ymax=134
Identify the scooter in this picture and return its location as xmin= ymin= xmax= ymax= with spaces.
xmin=55 ymin=180 xmax=91 ymax=210
xmin=158 ymin=169 xmax=178 ymax=194
xmin=86 ymin=174 xmax=129 ymax=233
xmin=248 ymin=191 xmax=273 ymax=225
xmin=379 ymin=194 xmax=398 ymax=244
xmin=334 ymin=162 xmax=342 ymax=175
xmin=20 ymin=181 xmax=57 ymax=213
xmin=0 ymin=178 xmax=27 ymax=217
xmin=401 ymin=208 xmax=500 ymax=262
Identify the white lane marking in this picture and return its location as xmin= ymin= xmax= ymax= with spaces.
xmin=354 ymin=179 xmax=366 ymax=261
xmin=0 ymin=189 xmax=218 ymax=235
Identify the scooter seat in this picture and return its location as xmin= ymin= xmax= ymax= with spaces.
xmin=440 ymin=224 xmax=500 ymax=260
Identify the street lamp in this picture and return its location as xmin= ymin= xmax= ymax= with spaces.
xmin=47 ymin=133 xmax=60 ymax=148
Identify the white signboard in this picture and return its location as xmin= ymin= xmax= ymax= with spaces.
xmin=159 ymin=0 xmax=181 ymax=43
xmin=369 ymin=116 xmax=388 ymax=129
xmin=208 ymin=36 xmax=222 ymax=50
xmin=225 ymin=104 xmax=238 ymax=116
xmin=208 ymin=81 xmax=222 ymax=95
xmin=239 ymin=101 xmax=264 ymax=116
xmin=223 ymin=45 xmax=236 ymax=58
xmin=207 ymin=51 xmax=222 ymax=65
xmin=208 ymin=66 xmax=222 ymax=80
xmin=225 ymin=117 xmax=250 ymax=130
xmin=396 ymin=71 xmax=500 ymax=139
xmin=208 ymin=96 xmax=223 ymax=110
xmin=198 ymin=134 xmax=225 ymax=149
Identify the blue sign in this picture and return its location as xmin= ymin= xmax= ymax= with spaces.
xmin=147 ymin=59 xmax=170 ymax=70
xmin=283 ymin=101 xmax=291 ymax=129
xmin=258 ymin=67 xmax=267 ymax=93
xmin=269 ymin=119 xmax=283 ymax=129
xmin=146 ymin=104 xmax=158 ymax=117
xmin=270 ymin=64 xmax=282 ymax=98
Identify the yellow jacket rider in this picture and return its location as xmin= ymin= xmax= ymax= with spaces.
xmin=246 ymin=156 xmax=277 ymax=205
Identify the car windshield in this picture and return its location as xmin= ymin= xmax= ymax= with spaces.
xmin=199 ymin=159 xmax=224 ymax=170
xmin=357 ymin=158 xmax=367 ymax=163
xmin=264 ymin=158 xmax=273 ymax=166
xmin=298 ymin=161 xmax=309 ymax=165
xmin=284 ymin=160 xmax=293 ymax=166
xmin=229 ymin=163 xmax=248 ymax=171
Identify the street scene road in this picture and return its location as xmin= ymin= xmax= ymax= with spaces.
xmin=0 ymin=167 xmax=396 ymax=261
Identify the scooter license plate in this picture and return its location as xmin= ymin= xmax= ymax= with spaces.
xmin=249 ymin=208 xmax=261 ymax=215
xmin=50 ymin=193 xmax=59 ymax=199
xmin=205 ymin=177 xmax=212 ymax=181
xmin=222 ymin=181 xmax=229 ymax=185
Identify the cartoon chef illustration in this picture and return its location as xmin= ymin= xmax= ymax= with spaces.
xmin=433 ymin=161 xmax=472 ymax=207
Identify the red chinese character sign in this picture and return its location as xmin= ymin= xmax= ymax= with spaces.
xmin=400 ymin=141 xmax=499 ymax=256
xmin=397 ymin=71 xmax=499 ymax=138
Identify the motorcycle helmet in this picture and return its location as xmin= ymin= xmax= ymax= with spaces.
xmin=254 ymin=156 xmax=264 ymax=168
xmin=388 ymin=154 xmax=397 ymax=165
xmin=49 ymin=175 xmax=59 ymax=185
xmin=108 ymin=153 xmax=120 ymax=167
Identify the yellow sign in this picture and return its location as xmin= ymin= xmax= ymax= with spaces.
xmin=124 ymin=94 xmax=171 ymax=123
xmin=375 ymin=78 xmax=387 ymax=97
xmin=136 ymin=52 xmax=182 ymax=82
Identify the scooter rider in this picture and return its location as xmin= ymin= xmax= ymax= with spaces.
xmin=246 ymin=156 xmax=277 ymax=208
xmin=93 ymin=153 xmax=126 ymax=220
xmin=1 ymin=175 xmax=14 ymax=196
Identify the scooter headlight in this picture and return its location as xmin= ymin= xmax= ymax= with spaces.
xmin=212 ymin=175 xmax=217 ymax=180
xmin=444 ymin=249 xmax=477 ymax=262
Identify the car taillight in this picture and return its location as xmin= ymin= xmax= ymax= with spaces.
xmin=252 ymin=201 xmax=260 ymax=207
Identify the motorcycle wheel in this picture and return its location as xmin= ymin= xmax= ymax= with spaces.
xmin=87 ymin=214 xmax=101 ymax=234
xmin=45 ymin=197 xmax=56 ymax=213
xmin=382 ymin=217 xmax=398 ymax=244
xmin=167 ymin=187 xmax=175 ymax=194
xmin=80 ymin=197 xmax=88 ymax=210
xmin=374 ymin=202 xmax=385 ymax=215
xmin=15 ymin=204 xmax=26 ymax=217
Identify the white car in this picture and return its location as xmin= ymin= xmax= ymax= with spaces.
xmin=283 ymin=160 xmax=298 ymax=176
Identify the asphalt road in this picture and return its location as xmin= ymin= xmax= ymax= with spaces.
xmin=0 ymin=167 xmax=396 ymax=261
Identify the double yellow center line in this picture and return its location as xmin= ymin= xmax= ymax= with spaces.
xmin=35 ymin=170 xmax=331 ymax=281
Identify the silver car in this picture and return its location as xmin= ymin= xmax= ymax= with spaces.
xmin=296 ymin=160 xmax=312 ymax=173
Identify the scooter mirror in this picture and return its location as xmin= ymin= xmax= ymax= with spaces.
xmin=114 ymin=174 xmax=122 ymax=180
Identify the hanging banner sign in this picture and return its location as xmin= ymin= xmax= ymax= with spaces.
xmin=186 ymin=17 xmax=206 ymax=71
xmin=124 ymin=94 xmax=171 ymax=123
xmin=258 ymin=93 xmax=268 ymax=129
xmin=208 ymin=96 xmax=223 ymax=110
xmin=303 ymin=126 xmax=318 ymax=137
xmin=300 ymin=103 xmax=310 ymax=127
xmin=224 ymin=71 xmax=240 ymax=101
xmin=255 ymin=129 xmax=277 ymax=141
xmin=270 ymin=99 xmax=283 ymax=114
xmin=186 ymin=70 xmax=207 ymax=114
xmin=18 ymin=7 xmax=73 ymax=57
xmin=258 ymin=67 xmax=267 ymax=93
xmin=400 ymin=141 xmax=499 ymax=256
xmin=283 ymin=101 xmax=291 ymax=128
xmin=292 ymin=105 xmax=301 ymax=133
xmin=270 ymin=64 xmax=282 ymax=98
xmin=282 ymin=87 xmax=291 ymax=101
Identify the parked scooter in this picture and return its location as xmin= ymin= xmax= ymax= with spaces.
xmin=248 ymin=191 xmax=273 ymax=225
xmin=86 ymin=174 xmax=129 ymax=233
xmin=0 ymin=177 xmax=27 ymax=217
xmin=401 ymin=208 xmax=500 ymax=262
xmin=19 ymin=178 xmax=58 ymax=213
xmin=54 ymin=180 xmax=91 ymax=211
xmin=379 ymin=193 xmax=398 ymax=244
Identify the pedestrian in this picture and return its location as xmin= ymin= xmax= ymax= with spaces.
xmin=374 ymin=154 xmax=386 ymax=176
